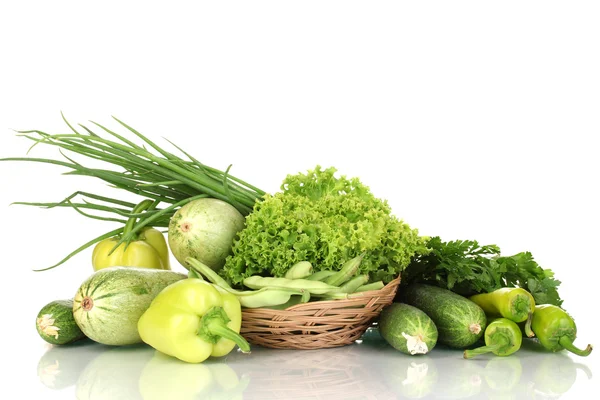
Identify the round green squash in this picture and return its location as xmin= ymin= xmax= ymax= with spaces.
xmin=73 ymin=266 xmax=186 ymax=346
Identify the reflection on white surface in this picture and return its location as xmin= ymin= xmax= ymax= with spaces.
xmin=36 ymin=327 xmax=593 ymax=400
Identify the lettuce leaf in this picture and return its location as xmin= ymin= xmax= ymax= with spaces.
xmin=220 ymin=166 xmax=429 ymax=286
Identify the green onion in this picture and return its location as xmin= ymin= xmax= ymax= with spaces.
xmin=1 ymin=113 xmax=266 ymax=270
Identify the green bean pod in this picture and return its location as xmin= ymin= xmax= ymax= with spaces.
xmin=355 ymin=281 xmax=384 ymax=292
xmin=264 ymin=294 xmax=308 ymax=310
xmin=305 ymin=270 xmax=336 ymax=281
xmin=243 ymin=276 xmax=339 ymax=295
xmin=469 ymin=287 xmax=535 ymax=337
xmin=236 ymin=287 xmax=307 ymax=308
xmin=337 ymin=274 xmax=369 ymax=294
xmin=530 ymin=304 xmax=593 ymax=357
xmin=463 ymin=317 xmax=523 ymax=359
xmin=284 ymin=261 xmax=313 ymax=279
xmin=323 ymin=253 xmax=365 ymax=286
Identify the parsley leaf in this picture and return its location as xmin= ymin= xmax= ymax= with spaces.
xmin=402 ymin=237 xmax=563 ymax=306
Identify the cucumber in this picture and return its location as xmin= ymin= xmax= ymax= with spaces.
xmin=73 ymin=267 xmax=186 ymax=346
xmin=378 ymin=303 xmax=438 ymax=355
xmin=36 ymin=299 xmax=86 ymax=345
xmin=400 ymin=284 xmax=487 ymax=349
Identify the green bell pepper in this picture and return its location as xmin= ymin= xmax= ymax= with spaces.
xmin=137 ymin=278 xmax=251 ymax=363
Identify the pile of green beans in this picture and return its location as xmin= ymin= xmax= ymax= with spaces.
xmin=187 ymin=254 xmax=386 ymax=309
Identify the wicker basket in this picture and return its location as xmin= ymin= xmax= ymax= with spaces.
xmin=240 ymin=275 xmax=400 ymax=350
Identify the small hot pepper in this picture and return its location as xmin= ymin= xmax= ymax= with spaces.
xmin=137 ymin=278 xmax=251 ymax=364
xmin=529 ymin=304 xmax=593 ymax=357
xmin=464 ymin=317 xmax=523 ymax=359
xmin=92 ymin=200 xmax=171 ymax=271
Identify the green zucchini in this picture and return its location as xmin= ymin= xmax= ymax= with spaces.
xmin=36 ymin=299 xmax=86 ymax=345
xmin=73 ymin=267 xmax=186 ymax=346
xmin=400 ymin=284 xmax=487 ymax=348
xmin=378 ymin=303 xmax=438 ymax=355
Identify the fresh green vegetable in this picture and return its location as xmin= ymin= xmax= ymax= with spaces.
xmin=242 ymin=275 xmax=340 ymax=295
xmin=402 ymin=237 xmax=563 ymax=307
xmin=355 ymin=281 xmax=385 ymax=292
xmin=336 ymin=274 xmax=369 ymax=294
xmin=168 ymin=198 xmax=246 ymax=271
xmin=188 ymin=257 xmax=309 ymax=308
xmin=529 ymin=304 xmax=592 ymax=357
xmin=36 ymin=300 xmax=87 ymax=345
xmin=92 ymin=199 xmax=171 ymax=271
xmin=305 ymin=270 xmax=336 ymax=281
xmin=378 ymin=303 xmax=438 ymax=355
xmin=73 ymin=267 xmax=186 ymax=345
xmin=264 ymin=295 xmax=308 ymax=310
xmin=464 ymin=318 xmax=523 ymax=358
xmin=284 ymin=261 xmax=313 ymax=279
xmin=469 ymin=287 xmax=535 ymax=337
xmin=323 ymin=253 xmax=365 ymax=286
xmin=221 ymin=166 xmax=428 ymax=286
xmin=137 ymin=278 xmax=251 ymax=363
xmin=1 ymin=115 xmax=264 ymax=271
xmin=400 ymin=284 xmax=487 ymax=349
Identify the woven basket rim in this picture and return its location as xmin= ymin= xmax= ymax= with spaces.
xmin=239 ymin=275 xmax=401 ymax=349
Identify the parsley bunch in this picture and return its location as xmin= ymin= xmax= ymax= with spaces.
xmin=402 ymin=236 xmax=563 ymax=306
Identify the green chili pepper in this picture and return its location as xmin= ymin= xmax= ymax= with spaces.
xmin=529 ymin=304 xmax=593 ymax=357
xmin=463 ymin=318 xmax=522 ymax=359
xmin=469 ymin=287 xmax=535 ymax=337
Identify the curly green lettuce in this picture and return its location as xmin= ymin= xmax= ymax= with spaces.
xmin=220 ymin=166 xmax=429 ymax=286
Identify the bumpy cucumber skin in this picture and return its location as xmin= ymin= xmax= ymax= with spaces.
xmin=378 ymin=303 xmax=438 ymax=355
xmin=36 ymin=299 xmax=86 ymax=345
xmin=400 ymin=284 xmax=487 ymax=349
xmin=73 ymin=267 xmax=186 ymax=346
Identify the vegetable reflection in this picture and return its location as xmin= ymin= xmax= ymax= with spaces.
xmin=484 ymin=356 xmax=523 ymax=400
xmin=45 ymin=343 xmax=248 ymax=400
xmin=36 ymin=340 xmax=101 ymax=390
xmin=225 ymin=343 xmax=395 ymax=400
xmin=522 ymin=341 xmax=593 ymax=398
xmin=139 ymin=351 xmax=249 ymax=400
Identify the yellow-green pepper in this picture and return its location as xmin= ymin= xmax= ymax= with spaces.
xmin=91 ymin=200 xmax=171 ymax=271
xmin=137 ymin=278 xmax=251 ymax=363
xmin=92 ymin=227 xmax=170 ymax=271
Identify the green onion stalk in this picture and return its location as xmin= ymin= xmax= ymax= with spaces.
xmin=1 ymin=113 xmax=266 ymax=270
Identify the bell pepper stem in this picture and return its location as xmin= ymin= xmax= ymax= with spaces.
xmin=558 ymin=336 xmax=593 ymax=357
xmin=524 ymin=312 xmax=535 ymax=338
xmin=199 ymin=307 xmax=251 ymax=354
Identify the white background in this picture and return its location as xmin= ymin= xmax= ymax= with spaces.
xmin=1 ymin=1 xmax=598 ymax=398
